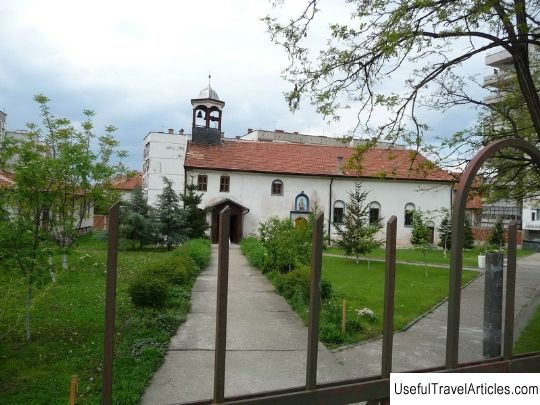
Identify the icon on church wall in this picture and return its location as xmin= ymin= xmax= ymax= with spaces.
xmin=295 ymin=192 xmax=309 ymax=212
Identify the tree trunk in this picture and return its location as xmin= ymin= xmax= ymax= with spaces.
xmin=62 ymin=253 xmax=68 ymax=270
xmin=25 ymin=283 xmax=32 ymax=342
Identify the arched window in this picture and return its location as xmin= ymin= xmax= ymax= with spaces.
xmin=219 ymin=175 xmax=230 ymax=192
xmin=404 ymin=203 xmax=415 ymax=226
xmin=426 ymin=220 xmax=435 ymax=244
xmin=295 ymin=192 xmax=309 ymax=212
xmin=369 ymin=201 xmax=381 ymax=225
xmin=271 ymin=179 xmax=283 ymax=196
xmin=333 ymin=200 xmax=345 ymax=224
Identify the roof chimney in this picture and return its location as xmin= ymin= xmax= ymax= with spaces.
xmin=168 ymin=128 xmax=174 ymax=134
xmin=179 ymin=128 xmax=184 ymax=135
xmin=336 ymin=156 xmax=344 ymax=174
xmin=247 ymin=128 xmax=253 ymax=133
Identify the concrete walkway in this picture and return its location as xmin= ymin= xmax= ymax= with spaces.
xmin=334 ymin=253 xmax=540 ymax=377
xmin=141 ymin=244 xmax=350 ymax=404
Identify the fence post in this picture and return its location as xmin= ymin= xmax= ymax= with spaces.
xmin=213 ymin=206 xmax=230 ymax=404
xmin=306 ymin=212 xmax=324 ymax=390
xmin=503 ymin=222 xmax=517 ymax=360
xmin=102 ymin=202 xmax=119 ymax=405
xmin=69 ymin=374 xmax=77 ymax=405
xmin=483 ymin=251 xmax=504 ymax=358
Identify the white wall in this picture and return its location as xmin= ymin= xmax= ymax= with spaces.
xmin=186 ymin=169 xmax=452 ymax=246
xmin=142 ymin=132 xmax=187 ymax=206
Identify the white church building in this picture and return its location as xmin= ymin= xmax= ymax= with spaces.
xmin=142 ymin=85 xmax=454 ymax=246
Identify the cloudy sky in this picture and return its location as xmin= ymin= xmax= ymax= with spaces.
xmin=0 ymin=0 xmax=489 ymax=169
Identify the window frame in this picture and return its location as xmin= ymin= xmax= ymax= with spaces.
xmin=333 ymin=200 xmax=345 ymax=224
xmin=197 ymin=174 xmax=208 ymax=192
xmin=271 ymin=179 xmax=283 ymax=196
xmin=368 ymin=201 xmax=381 ymax=225
xmin=404 ymin=203 xmax=415 ymax=227
xmin=219 ymin=175 xmax=230 ymax=192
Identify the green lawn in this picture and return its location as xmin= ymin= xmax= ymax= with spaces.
xmin=514 ymin=303 xmax=540 ymax=354
xmin=324 ymin=246 xmax=534 ymax=267
xmin=0 ymin=234 xmax=203 ymax=404
xmin=321 ymin=255 xmax=478 ymax=342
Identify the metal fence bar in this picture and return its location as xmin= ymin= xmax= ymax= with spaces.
xmin=381 ymin=216 xmax=397 ymax=379
xmin=214 ymin=206 xmax=231 ymax=404
xmin=504 ymin=221 xmax=517 ymax=360
xmin=306 ymin=212 xmax=324 ymax=390
xmin=102 ymin=202 xmax=120 ymax=405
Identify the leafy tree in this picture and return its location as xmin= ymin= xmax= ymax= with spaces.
xmin=464 ymin=216 xmax=475 ymax=250
xmin=120 ymin=186 xmax=155 ymax=249
xmin=265 ymin=1 xmax=540 ymax=191
xmin=335 ymin=183 xmax=382 ymax=267
xmin=157 ymin=177 xmax=187 ymax=250
xmin=0 ymin=95 xmax=125 ymax=340
xmin=410 ymin=210 xmax=431 ymax=275
xmin=259 ymin=216 xmax=310 ymax=272
xmin=438 ymin=211 xmax=452 ymax=257
xmin=489 ymin=217 xmax=506 ymax=250
xmin=181 ymin=182 xmax=209 ymax=239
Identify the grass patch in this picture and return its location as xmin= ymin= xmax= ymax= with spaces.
xmin=0 ymin=235 xmax=210 ymax=404
xmin=241 ymin=237 xmax=477 ymax=347
xmin=324 ymin=246 xmax=533 ymax=267
xmin=514 ymin=303 xmax=540 ymax=354
xmin=321 ymin=256 xmax=477 ymax=344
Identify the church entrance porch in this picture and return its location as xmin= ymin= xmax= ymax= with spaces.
xmin=208 ymin=198 xmax=249 ymax=244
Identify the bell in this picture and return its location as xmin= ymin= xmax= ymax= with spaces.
xmin=196 ymin=110 xmax=203 ymax=118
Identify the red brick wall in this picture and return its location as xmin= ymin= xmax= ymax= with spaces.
xmin=472 ymin=227 xmax=523 ymax=245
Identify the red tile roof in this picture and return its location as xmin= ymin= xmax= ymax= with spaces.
xmin=0 ymin=170 xmax=14 ymax=188
xmin=185 ymin=141 xmax=453 ymax=182
xmin=112 ymin=172 xmax=142 ymax=190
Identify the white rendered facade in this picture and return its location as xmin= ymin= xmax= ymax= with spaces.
xmin=186 ymin=169 xmax=452 ymax=247
xmin=142 ymin=130 xmax=188 ymax=206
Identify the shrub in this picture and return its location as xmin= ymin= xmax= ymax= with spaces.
xmin=272 ymin=265 xmax=332 ymax=305
xmin=175 ymin=238 xmax=211 ymax=270
xmin=240 ymin=237 xmax=268 ymax=270
xmin=128 ymin=275 xmax=168 ymax=308
xmin=146 ymin=255 xmax=199 ymax=285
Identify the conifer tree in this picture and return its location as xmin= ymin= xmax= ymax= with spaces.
xmin=335 ymin=183 xmax=382 ymax=267
xmin=410 ymin=210 xmax=430 ymax=275
xmin=181 ymin=182 xmax=208 ymax=239
xmin=120 ymin=186 xmax=154 ymax=249
xmin=157 ymin=177 xmax=187 ymax=250
xmin=488 ymin=217 xmax=505 ymax=251
xmin=438 ymin=211 xmax=452 ymax=257
xmin=463 ymin=216 xmax=475 ymax=250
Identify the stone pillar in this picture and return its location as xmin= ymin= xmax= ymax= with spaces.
xmin=483 ymin=251 xmax=504 ymax=358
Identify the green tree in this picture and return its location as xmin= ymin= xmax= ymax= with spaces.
xmin=181 ymin=182 xmax=209 ymax=239
xmin=438 ymin=210 xmax=452 ymax=257
xmin=120 ymin=187 xmax=155 ymax=249
xmin=335 ymin=183 xmax=382 ymax=267
xmin=265 ymin=1 xmax=540 ymax=194
xmin=489 ymin=217 xmax=506 ymax=250
xmin=157 ymin=177 xmax=187 ymax=251
xmin=410 ymin=210 xmax=431 ymax=275
xmin=0 ymin=95 xmax=125 ymax=341
xmin=464 ymin=216 xmax=475 ymax=250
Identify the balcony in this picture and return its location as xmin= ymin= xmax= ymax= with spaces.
xmin=485 ymin=49 xmax=513 ymax=67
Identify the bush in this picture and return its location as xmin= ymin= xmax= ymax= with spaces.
xmin=272 ymin=265 xmax=332 ymax=305
xmin=175 ymin=238 xmax=211 ymax=270
xmin=240 ymin=237 xmax=268 ymax=269
xmin=146 ymin=255 xmax=199 ymax=285
xmin=259 ymin=217 xmax=311 ymax=272
xmin=128 ymin=276 xmax=168 ymax=308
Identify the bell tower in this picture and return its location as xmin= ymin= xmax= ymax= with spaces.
xmin=191 ymin=75 xmax=225 ymax=144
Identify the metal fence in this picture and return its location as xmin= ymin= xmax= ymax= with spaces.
xmin=101 ymin=139 xmax=540 ymax=404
